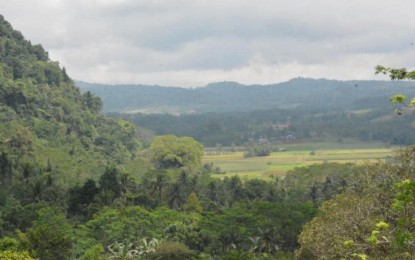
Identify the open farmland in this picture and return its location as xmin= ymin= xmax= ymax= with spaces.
xmin=203 ymin=142 xmax=396 ymax=180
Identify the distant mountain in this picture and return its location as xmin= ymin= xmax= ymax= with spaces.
xmin=77 ymin=79 xmax=415 ymax=114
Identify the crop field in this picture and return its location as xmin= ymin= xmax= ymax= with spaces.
xmin=203 ymin=142 xmax=397 ymax=180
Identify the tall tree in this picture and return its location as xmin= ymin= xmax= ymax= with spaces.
xmin=149 ymin=135 xmax=203 ymax=170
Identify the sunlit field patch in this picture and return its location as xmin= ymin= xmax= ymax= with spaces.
xmin=204 ymin=142 xmax=395 ymax=180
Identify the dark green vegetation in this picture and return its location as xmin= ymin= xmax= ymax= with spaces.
xmin=92 ymin=76 xmax=415 ymax=147
xmin=0 ymin=15 xmax=339 ymax=259
xmin=0 ymin=15 xmax=148 ymax=186
xmin=117 ymin=104 xmax=415 ymax=147
xmin=2 ymin=14 xmax=415 ymax=259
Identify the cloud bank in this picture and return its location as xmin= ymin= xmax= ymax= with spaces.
xmin=2 ymin=0 xmax=415 ymax=87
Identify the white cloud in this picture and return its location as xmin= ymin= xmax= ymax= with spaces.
xmin=2 ymin=0 xmax=415 ymax=87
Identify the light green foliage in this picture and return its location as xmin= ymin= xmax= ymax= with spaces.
xmin=0 ymin=237 xmax=34 ymax=260
xmin=297 ymin=146 xmax=415 ymax=259
xmin=24 ymin=225 xmax=72 ymax=260
xmin=31 ymin=207 xmax=72 ymax=235
xmin=390 ymin=94 xmax=407 ymax=104
xmin=151 ymin=240 xmax=195 ymax=260
xmin=366 ymin=230 xmax=380 ymax=245
xmin=149 ymin=135 xmax=203 ymax=170
xmin=105 ymin=239 xmax=159 ymax=259
xmin=343 ymin=221 xmax=391 ymax=259
xmin=392 ymin=179 xmax=415 ymax=211
xmin=0 ymin=14 xmax=146 ymax=186
xmin=376 ymin=65 xmax=415 ymax=114
xmin=22 ymin=207 xmax=73 ymax=260
xmin=203 ymin=201 xmax=316 ymax=254
xmin=0 ymin=250 xmax=34 ymax=260
xmin=79 ymin=244 xmax=104 ymax=260
xmin=76 ymin=206 xmax=185 ymax=254
xmin=183 ymin=192 xmax=203 ymax=213
xmin=107 ymin=241 xmax=140 ymax=259
xmin=350 ymin=253 xmax=368 ymax=260
xmin=375 ymin=65 xmax=415 ymax=80
xmin=296 ymin=193 xmax=384 ymax=259
xmin=0 ymin=236 xmax=20 ymax=251
xmin=136 ymin=238 xmax=159 ymax=256
xmin=390 ymin=179 xmax=415 ymax=254
xmin=376 ymin=221 xmax=389 ymax=230
xmin=343 ymin=240 xmax=354 ymax=248
xmin=78 ymin=207 xmax=150 ymax=250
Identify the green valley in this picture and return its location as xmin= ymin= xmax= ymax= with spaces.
xmin=2 ymin=13 xmax=415 ymax=260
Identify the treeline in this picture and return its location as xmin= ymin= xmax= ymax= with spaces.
xmin=117 ymin=105 xmax=415 ymax=147
xmin=0 ymin=135 xmax=363 ymax=259
xmin=3 ymin=131 xmax=415 ymax=259
xmin=0 ymin=17 xmax=358 ymax=258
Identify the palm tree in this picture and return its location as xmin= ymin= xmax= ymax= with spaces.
xmin=225 ymin=176 xmax=245 ymax=207
xmin=150 ymin=171 xmax=169 ymax=201
xmin=206 ymin=180 xmax=218 ymax=202
xmin=119 ymin=172 xmax=138 ymax=205
xmin=167 ymin=182 xmax=185 ymax=210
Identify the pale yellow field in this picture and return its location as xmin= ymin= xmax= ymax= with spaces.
xmin=203 ymin=143 xmax=395 ymax=180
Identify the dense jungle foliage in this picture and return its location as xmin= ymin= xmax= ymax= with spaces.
xmin=2 ymin=14 xmax=415 ymax=260
xmin=0 ymin=15 xmax=319 ymax=259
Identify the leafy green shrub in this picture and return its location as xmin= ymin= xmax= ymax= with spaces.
xmin=150 ymin=240 xmax=195 ymax=260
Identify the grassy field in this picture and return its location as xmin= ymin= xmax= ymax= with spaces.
xmin=203 ymin=142 xmax=396 ymax=180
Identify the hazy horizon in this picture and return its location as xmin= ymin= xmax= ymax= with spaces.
xmin=3 ymin=0 xmax=415 ymax=87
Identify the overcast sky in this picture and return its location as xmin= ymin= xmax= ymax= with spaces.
xmin=2 ymin=0 xmax=415 ymax=87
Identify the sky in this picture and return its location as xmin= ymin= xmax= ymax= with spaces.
xmin=2 ymin=0 xmax=415 ymax=87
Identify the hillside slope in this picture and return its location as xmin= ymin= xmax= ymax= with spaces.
xmin=0 ymin=15 xmax=147 ymax=186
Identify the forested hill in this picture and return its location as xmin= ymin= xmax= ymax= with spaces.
xmin=4 ymin=15 xmax=415 ymax=260
xmin=0 ymin=15 xmax=145 ymax=185
xmin=77 ymin=78 xmax=415 ymax=114
xmin=0 ymin=16 xmax=322 ymax=259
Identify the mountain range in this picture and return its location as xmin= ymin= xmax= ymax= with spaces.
xmin=77 ymin=79 xmax=415 ymax=114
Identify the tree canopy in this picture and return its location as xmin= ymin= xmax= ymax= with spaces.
xmin=149 ymin=135 xmax=204 ymax=170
